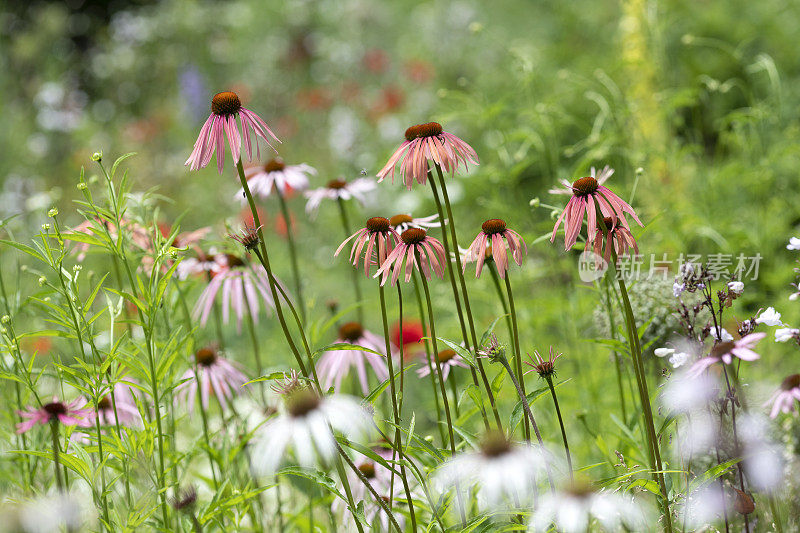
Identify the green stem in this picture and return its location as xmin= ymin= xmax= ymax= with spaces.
xmin=488 ymin=262 xmax=516 ymax=346
xmin=545 ymin=376 xmax=573 ymax=479
xmin=412 ymin=273 xmax=446 ymax=444
xmin=503 ymin=274 xmax=531 ymax=441
xmin=603 ymin=276 xmax=628 ymax=422
xmin=244 ymin=298 xmax=267 ymax=403
xmin=768 ymin=494 xmax=784 ymax=533
xmin=275 ymin=188 xmax=306 ymax=323
xmin=378 ymin=284 xmax=418 ymax=531
xmin=194 ymin=366 xmax=219 ymax=489
xmin=50 ymin=421 xmax=64 ymax=492
xmin=336 ymin=198 xmax=364 ymax=324
xmin=335 ymin=456 xmax=366 ymax=533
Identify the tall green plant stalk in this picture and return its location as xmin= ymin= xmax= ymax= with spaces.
xmin=503 ymin=274 xmax=531 ymax=441
xmin=335 ymin=198 xmax=364 ymax=324
xmin=274 ymin=188 xmax=306 ymax=323
xmin=427 ymin=168 xmax=500 ymax=430
xmin=49 ymin=421 xmax=64 ymax=492
xmin=602 ymin=276 xmax=629 ymax=421
xmin=412 ymin=274 xmax=446 ymax=444
xmin=543 ymin=375 xmax=573 ymax=479
xmin=377 ymin=283 xmax=417 ymax=530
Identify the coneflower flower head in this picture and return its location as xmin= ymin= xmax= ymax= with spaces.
xmin=228 ymin=224 xmax=262 ymax=252
xmin=335 ymin=216 xmax=400 ymax=276
xmin=316 ymin=322 xmax=389 ymax=395
xmin=591 ymin=216 xmax=638 ymax=264
xmin=171 ymin=486 xmax=198 ymax=513
xmin=477 ymin=333 xmax=506 ymax=363
xmin=550 ymin=172 xmax=643 ymax=251
xmin=185 ymin=91 xmax=280 ymax=174
xmin=16 ymin=397 xmax=93 ymax=433
xmin=764 ymin=373 xmax=800 ymax=418
xmin=388 ymin=213 xmax=442 ymax=234
xmin=238 ymin=158 xmax=315 ymax=201
xmin=270 ymin=369 xmax=306 ymax=396
xmin=377 ymin=121 xmax=478 ymax=190
xmin=417 ymin=347 xmax=469 ymax=381
xmin=463 ymin=218 xmax=527 ymax=278
xmin=525 ymin=348 xmax=562 ymax=379
xmin=304 ymin=177 xmax=376 ymax=217
xmin=175 ymin=345 xmax=248 ymax=412
xmin=374 ymin=228 xmax=446 ymax=285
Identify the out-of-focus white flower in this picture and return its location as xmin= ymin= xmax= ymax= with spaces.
xmin=738 ymin=413 xmax=785 ymax=493
xmin=529 ymin=483 xmax=649 ymax=533
xmin=680 ymin=484 xmax=727 ymax=530
xmin=250 ymin=391 xmax=372 ymax=476
xmin=672 ymin=411 xmax=719 ymax=461
xmin=433 ymin=432 xmax=550 ymax=510
xmin=709 ymin=328 xmax=734 ymax=342
xmin=727 ymin=281 xmax=744 ymax=294
xmin=786 ymin=237 xmax=800 ymax=250
xmin=755 ymin=307 xmax=782 ymax=327
xmin=661 ymin=373 xmax=718 ymax=414
xmin=669 ymin=352 xmax=691 ymax=368
xmin=774 ymin=327 xmax=799 ymax=343
xmin=19 ymin=491 xmax=95 ymax=533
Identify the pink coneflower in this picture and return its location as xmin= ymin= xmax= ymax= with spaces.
xmin=688 ymin=332 xmax=766 ymax=378
xmin=463 ymin=218 xmax=527 ymax=279
xmin=237 ymin=158 xmax=316 ymax=202
xmin=17 ymin=398 xmax=93 ymax=434
xmin=303 ymin=177 xmax=376 ymax=217
xmin=335 ymin=217 xmax=400 ymax=276
xmin=550 ymin=171 xmax=642 ymax=251
xmin=95 ymin=381 xmax=141 ymax=427
xmin=417 ymin=348 xmax=468 ymax=381
xmin=176 ymin=248 xmax=218 ymax=280
xmin=374 ymin=228 xmax=446 ymax=286
xmin=175 ymin=346 xmax=248 ymax=412
xmin=192 ymin=254 xmax=278 ymax=333
xmin=377 ymin=122 xmax=479 ymax=190
xmin=590 ymin=216 xmax=639 ymax=264
xmin=388 ymin=213 xmax=442 ymax=234
xmin=317 ymin=322 xmax=389 ymax=395
xmin=185 ymin=91 xmax=280 ymax=174
xmin=764 ymin=374 xmax=800 ymax=418
xmin=548 ymin=165 xmax=614 ymax=195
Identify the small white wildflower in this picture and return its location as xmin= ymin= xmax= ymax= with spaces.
xmin=710 ymin=328 xmax=734 ymax=342
xmin=654 ymin=348 xmax=674 ymax=358
xmin=786 ymin=237 xmax=800 ymax=251
xmin=669 ymin=352 xmax=691 ymax=368
xmin=755 ymin=307 xmax=782 ymax=327
xmin=672 ymin=282 xmax=685 ymax=298
xmin=727 ymin=281 xmax=744 ymax=294
xmin=775 ymin=327 xmax=799 ymax=343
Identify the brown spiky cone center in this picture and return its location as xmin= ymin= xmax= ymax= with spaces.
xmin=327 ymin=179 xmax=348 ymax=189
xmin=195 ymin=347 xmax=218 ymax=367
xmin=481 ymin=218 xmax=507 ymax=235
xmin=437 ymin=349 xmax=457 ymax=363
xmin=287 ymin=389 xmax=321 ymax=418
xmin=404 ymin=122 xmax=443 ymax=141
xmin=366 ymin=217 xmax=391 ymax=233
xmin=389 ymin=214 xmax=413 ymax=227
xmin=401 ymin=228 xmax=426 ymax=245
xmin=339 ymin=321 xmax=364 ymax=342
xmin=43 ymin=401 xmax=67 ymax=418
xmin=479 ymin=431 xmax=512 ymax=458
xmin=211 ymin=91 xmax=242 ymax=116
xmin=571 ymin=176 xmax=599 ymax=197
xmin=264 ymin=158 xmax=286 ymax=173
xmin=781 ymin=373 xmax=800 ymax=390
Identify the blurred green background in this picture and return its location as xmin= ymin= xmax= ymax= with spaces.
xmin=2 ymin=0 xmax=800 ymax=470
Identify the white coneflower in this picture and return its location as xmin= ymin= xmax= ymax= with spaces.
xmin=530 ymin=482 xmax=649 ymax=533
xmin=237 ymin=158 xmax=316 ymax=201
xmin=19 ymin=490 xmax=95 ymax=533
xmin=250 ymin=389 xmax=372 ymax=476
xmin=433 ymin=432 xmax=549 ymax=509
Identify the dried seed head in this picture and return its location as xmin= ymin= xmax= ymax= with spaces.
xmin=366 ymin=217 xmax=391 ymax=233
xmin=229 ymin=225 xmax=261 ymax=251
xmin=401 ymin=228 xmax=427 ymax=245
xmin=481 ymin=218 xmax=507 ymax=235
xmin=211 ymin=91 xmax=242 ymax=116
xmin=263 ymin=158 xmax=286 ymax=173
xmin=571 ymin=176 xmax=599 ymax=197
xmin=404 ymin=122 xmax=443 ymax=141
xmin=389 ymin=214 xmax=413 ymax=227
xmin=286 ymin=389 xmax=321 ymax=418
xmin=195 ymin=347 xmax=217 ymax=367
xmin=326 ymin=179 xmax=348 ymax=190
xmin=339 ymin=321 xmax=365 ymax=342
xmin=479 ymin=431 xmax=512 ymax=458
xmin=781 ymin=373 xmax=800 ymax=390
xmin=171 ymin=486 xmax=198 ymax=513
xmin=733 ymin=488 xmax=755 ymax=515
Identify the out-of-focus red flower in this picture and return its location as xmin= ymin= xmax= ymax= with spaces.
xmin=370 ymin=85 xmax=405 ymax=119
xmin=21 ymin=336 xmax=53 ymax=355
xmin=274 ymin=211 xmax=297 ymax=239
xmin=391 ymin=318 xmax=425 ymax=360
xmin=240 ymin=206 xmax=269 ymax=228
xmin=363 ymin=49 xmax=390 ymax=74
xmin=296 ymin=87 xmax=333 ymax=111
xmin=403 ymin=59 xmax=434 ymax=84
